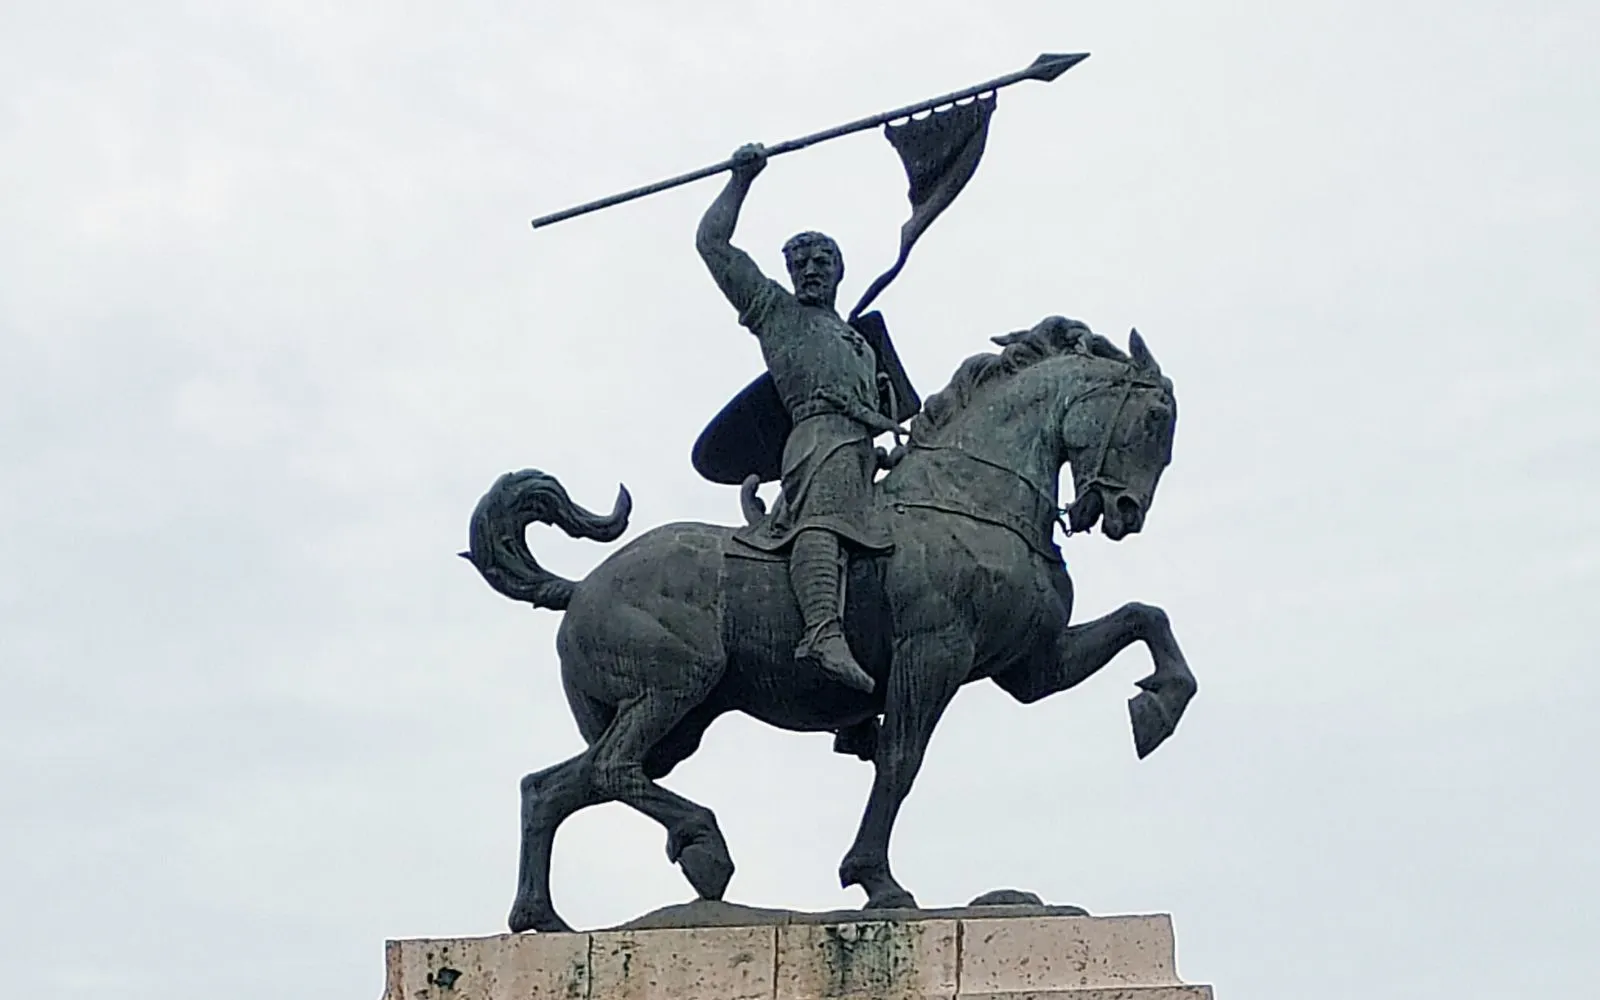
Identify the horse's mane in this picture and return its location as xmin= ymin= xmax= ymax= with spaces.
xmin=910 ymin=316 xmax=1130 ymax=443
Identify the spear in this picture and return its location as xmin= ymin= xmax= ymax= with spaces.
xmin=529 ymin=52 xmax=1089 ymax=230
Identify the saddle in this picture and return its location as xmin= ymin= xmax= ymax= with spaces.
xmin=720 ymin=462 xmax=1075 ymax=762
xmin=722 ymin=533 xmax=891 ymax=761
xmin=723 ymin=539 xmax=894 ymax=685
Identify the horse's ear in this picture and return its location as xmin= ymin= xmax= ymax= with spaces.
xmin=1129 ymin=328 xmax=1159 ymax=373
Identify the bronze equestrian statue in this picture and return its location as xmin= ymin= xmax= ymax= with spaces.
xmin=466 ymin=306 xmax=1194 ymax=932
xmin=474 ymin=56 xmax=1197 ymax=933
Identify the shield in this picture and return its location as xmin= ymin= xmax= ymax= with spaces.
xmin=691 ymin=310 xmax=921 ymax=485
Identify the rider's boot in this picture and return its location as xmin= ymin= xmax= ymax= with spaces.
xmin=790 ymin=528 xmax=875 ymax=693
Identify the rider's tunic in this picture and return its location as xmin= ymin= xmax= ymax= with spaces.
xmin=725 ymin=273 xmax=892 ymax=554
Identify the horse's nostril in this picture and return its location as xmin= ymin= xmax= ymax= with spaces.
xmin=1116 ymin=495 xmax=1143 ymax=531
xmin=1068 ymin=490 xmax=1104 ymax=532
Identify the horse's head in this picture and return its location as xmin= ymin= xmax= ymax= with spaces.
xmin=898 ymin=317 xmax=1177 ymax=547
xmin=1059 ymin=330 xmax=1176 ymax=541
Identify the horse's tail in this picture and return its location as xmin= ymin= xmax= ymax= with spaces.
xmin=461 ymin=469 xmax=632 ymax=611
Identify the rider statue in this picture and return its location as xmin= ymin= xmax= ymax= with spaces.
xmin=696 ymin=142 xmax=902 ymax=694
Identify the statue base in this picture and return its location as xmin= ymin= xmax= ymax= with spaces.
xmin=383 ymin=901 xmax=1213 ymax=999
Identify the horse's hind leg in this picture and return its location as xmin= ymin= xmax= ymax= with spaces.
xmin=510 ymin=755 xmax=600 ymax=933
xmin=508 ymin=692 xmax=733 ymax=932
xmin=592 ymin=690 xmax=735 ymax=900
xmin=509 ymin=689 xmax=733 ymax=934
xmin=508 ymin=690 xmax=616 ymax=933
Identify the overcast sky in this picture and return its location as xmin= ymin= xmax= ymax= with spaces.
xmin=3 ymin=2 xmax=1596 ymax=998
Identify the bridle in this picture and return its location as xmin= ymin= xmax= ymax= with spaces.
xmin=1061 ymin=373 xmax=1168 ymax=530
xmin=900 ymin=369 xmax=1168 ymax=544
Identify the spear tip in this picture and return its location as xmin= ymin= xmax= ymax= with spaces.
xmin=1027 ymin=52 xmax=1090 ymax=83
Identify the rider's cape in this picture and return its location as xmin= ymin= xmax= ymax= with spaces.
xmin=692 ymin=310 xmax=921 ymax=485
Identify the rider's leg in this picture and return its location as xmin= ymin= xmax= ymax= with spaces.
xmin=790 ymin=527 xmax=875 ymax=693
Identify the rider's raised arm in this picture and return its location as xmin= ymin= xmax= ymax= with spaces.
xmin=696 ymin=144 xmax=773 ymax=323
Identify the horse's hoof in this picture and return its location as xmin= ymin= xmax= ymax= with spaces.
xmin=863 ymin=887 xmax=918 ymax=911
xmin=1128 ymin=690 xmax=1176 ymax=759
xmin=508 ymin=899 xmax=573 ymax=934
xmin=679 ymin=842 xmax=735 ymax=900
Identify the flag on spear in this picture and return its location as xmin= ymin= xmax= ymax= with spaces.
xmin=850 ymin=92 xmax=997 ymax=321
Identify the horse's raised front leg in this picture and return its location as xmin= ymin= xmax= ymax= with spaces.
xmin=992 ymin=601 xmax=1197 ymax=758
xmin=839 ymin=628 xmax=972 ymax=909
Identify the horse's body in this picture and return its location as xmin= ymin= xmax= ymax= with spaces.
xmin=467 ymin=317 xmax=1197 ymax=933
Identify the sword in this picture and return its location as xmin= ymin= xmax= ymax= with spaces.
xmin=530 ymin=52 xmax=1089 ymax=230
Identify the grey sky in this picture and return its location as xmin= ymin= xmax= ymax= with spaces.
xmin=2 ymin=2 xmax=1595 ymax=997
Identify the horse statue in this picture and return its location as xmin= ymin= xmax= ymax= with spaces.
xmin=465 ymin=315 xmax=1196 ymax=933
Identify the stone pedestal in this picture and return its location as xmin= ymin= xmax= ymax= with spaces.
xmin=384 ymin=906 xmax=1213 ymax=999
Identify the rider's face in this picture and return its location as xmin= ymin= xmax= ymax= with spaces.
xmin=787 ymin=246 xmax=840 ymax=307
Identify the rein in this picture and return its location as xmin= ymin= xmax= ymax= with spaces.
xmin=904 ymin=442 xmax=1071 ymax=547
xmin=898 ymin=371 xmax=1167 ymax=546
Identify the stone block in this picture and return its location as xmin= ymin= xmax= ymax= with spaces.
xmin=957 ymin=915 xmax=1178 ymax=993
xmin=777 ymin=918 xmax=958 ymax=999
xmin=383 ymin=931 xmax=589 ymax=1000
xmin=589 ymin=924 xmax=777 ymax=1000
